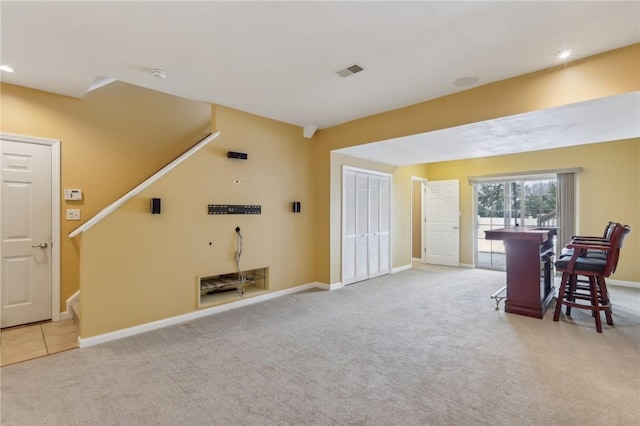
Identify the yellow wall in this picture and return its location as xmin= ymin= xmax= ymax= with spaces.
xmin=425 ymin=139 xmax=639 ymax=282
xmin=315 ymin=44 xmax=640 ymax=284
xmin=80 ymin=105 xmax=317 ymax=337
xmin=0 ymin=82 xmax=211 ymax=310
xmin=1 ymin=43 xmax=638 ymax=337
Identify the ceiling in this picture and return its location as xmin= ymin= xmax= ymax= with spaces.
xmin=336 ymin=91 xmax=640 ymax=166
xmin=1 ymin=1 xmax=639 ymax=164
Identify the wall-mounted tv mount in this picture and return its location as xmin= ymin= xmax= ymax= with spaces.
xmin=208 ymin=204 xmax=261 ymax=215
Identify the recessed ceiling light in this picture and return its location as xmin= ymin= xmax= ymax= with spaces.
xmin=0 ymin=65 xmax=14 ymax=73
xmin=151 ymin=68 xmax=167 ymax=79
xmin=454 ymin=76 xmax=479 ymax=87
xmin=555 ymin=49 xmax=572 ymax=60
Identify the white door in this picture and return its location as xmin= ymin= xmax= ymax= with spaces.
xmin=342 ymin=171 xmax=357 ymax=285
xmin=424 ymin=179 xmax=460 ymax=267
xmin=342 ymin=169 xmax=391 ymax=285
xmin=368 ymin=175 xmax=381 ymax=278
xmin=377 ymin=175 xmax=391 ymax=275
xmin=1 ymin=139 xmax=53 ymax=328
xmin=354 ymin=172 xmax=370 ymax=282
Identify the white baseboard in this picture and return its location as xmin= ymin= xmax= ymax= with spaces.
xmin=79 ymin=282 xmax=329 ymax=348
xmin=459 ymin=263 xmax=474 ymax=268
xmin=57 ymin=291 xmax=80 ymax=321
xmin=315 ymin=281 xmax=343 ymax=291
xmin=67 ymin=291 xmax=79 ymax=309
xmin=411 ymin=257 xmax=422 ymax=262
xmin=392 ymin=264 xmax=412 ymax=273
xmin=608 ymin=279 xmax=640 ymax=289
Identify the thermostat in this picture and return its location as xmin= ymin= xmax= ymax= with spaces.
xmin=64 ymin=189 xmax=83 ymax=201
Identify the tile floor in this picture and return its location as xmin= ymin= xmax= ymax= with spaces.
xmin=0 ymin=319 xmax=79 ymax=367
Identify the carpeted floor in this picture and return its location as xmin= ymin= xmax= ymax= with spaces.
xmin=1 ymin=264 xmax=639 ymax=425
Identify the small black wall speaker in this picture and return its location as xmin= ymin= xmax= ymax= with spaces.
xmin=293 ymin=201 xmax=301 ymax=213
xmin=227 ymin=151 xmax=248 ymax=160
xmin=151 ymin=198 xmax=161 ymax=214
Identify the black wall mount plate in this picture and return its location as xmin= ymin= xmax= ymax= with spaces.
xmin=208 ymin=204 xmax=261 ymax=215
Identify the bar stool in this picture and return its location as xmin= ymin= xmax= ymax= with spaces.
xmin=560 ymin=221 xmax=618 ymax=260
xmin=553 ymin=224 xmax=631 ymax=333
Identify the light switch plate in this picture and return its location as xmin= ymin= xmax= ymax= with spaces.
xmin=66 ymin=209 xmax=81 ymax=220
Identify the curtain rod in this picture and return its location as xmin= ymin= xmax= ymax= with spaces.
xmin=468 ymin=167 xmax=583 ymax=184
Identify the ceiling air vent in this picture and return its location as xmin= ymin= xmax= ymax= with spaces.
xmin=336 ymin=64 xmax=365 ymax=78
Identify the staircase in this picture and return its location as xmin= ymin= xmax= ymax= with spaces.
xmin=68 ymin=293 xmax=81 ymax=327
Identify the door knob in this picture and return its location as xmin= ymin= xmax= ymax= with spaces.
xmin=32 ymin=242 xmax=48 ymax=248
xmin=452 ymin=226 xmax=459 ymax=230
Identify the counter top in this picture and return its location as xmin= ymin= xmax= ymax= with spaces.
xmin=485 ymin=226 xmax=557 ymax=242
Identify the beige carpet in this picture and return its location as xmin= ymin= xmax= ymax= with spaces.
xmin=1 ymin=264 xmax=639 ymax=425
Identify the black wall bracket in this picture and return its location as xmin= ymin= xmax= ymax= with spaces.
xmin=208 ymin=204 xmax=261 ymax=215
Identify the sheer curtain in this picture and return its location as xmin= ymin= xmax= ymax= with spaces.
xmin=557 ymin=172 xmax=576 ymax=249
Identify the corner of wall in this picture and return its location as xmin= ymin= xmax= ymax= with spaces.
xmin=211 ymin=103 xmax=218 ymax=132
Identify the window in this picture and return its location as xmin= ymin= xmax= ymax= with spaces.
xmin=475 ymin=176 xmax=557 ymax=270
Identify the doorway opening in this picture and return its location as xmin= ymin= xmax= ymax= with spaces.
xmin=411 ymin=177 xmax=426 ymax=262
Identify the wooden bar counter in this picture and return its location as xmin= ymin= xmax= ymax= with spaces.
xmin=485 ymin=226 xmax=556 ymax=319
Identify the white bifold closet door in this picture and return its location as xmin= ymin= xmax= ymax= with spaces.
xmin=343 ymin=169 xmax=391 ymax=285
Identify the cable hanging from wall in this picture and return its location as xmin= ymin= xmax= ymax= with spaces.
xmin=235 ymin=227 xmax=246 ymax=294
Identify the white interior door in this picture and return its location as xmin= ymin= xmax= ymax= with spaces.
xmin=342 ymin=168 xmax=391 ymax=285
xmin=424 ymin=179 xmax=460 ymax=267
xmin=377 ymin=175 xmax=390 ymax=275
xmin=368 ymin=175 xmax=380 ymax=278
xmin=354 ymin=172 xmax=369 ymax=282
xmin=1 ymin=139 xmax=53 ymax=328
xmin=342 ymin=172 xmax=357 ymax=285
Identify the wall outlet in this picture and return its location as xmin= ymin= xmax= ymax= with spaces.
xmin=66 ymin=209 xmax=81 ymax=220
